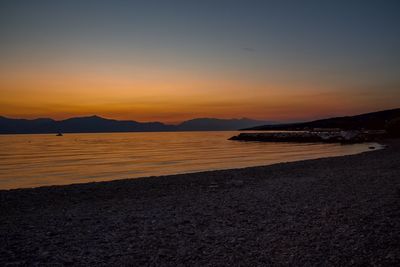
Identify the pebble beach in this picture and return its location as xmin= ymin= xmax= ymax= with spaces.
xmin=1 ymin=140 xmax=399 ymax=266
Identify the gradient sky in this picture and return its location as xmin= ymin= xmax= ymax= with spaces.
xmin=1 ymin=0 xmax=399 ymax=123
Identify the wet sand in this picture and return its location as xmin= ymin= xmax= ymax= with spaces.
xmin=1 ymin=140 xmax=399 ymax=266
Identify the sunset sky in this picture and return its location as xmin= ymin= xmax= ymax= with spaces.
xmin=1 ymin=0 xmax=399 ymax=123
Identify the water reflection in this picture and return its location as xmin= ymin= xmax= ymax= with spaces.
xmin=0 ymin=132 xmax=380 ymax=189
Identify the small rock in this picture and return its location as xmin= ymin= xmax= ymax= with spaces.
xmin=41 ymin=251 xmax=50 ymax=257
xmin=386 ymin=252 xmax=396 ymax=259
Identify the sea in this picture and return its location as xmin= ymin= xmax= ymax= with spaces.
xmin=0 ymin=131 xmax=381 ymax=189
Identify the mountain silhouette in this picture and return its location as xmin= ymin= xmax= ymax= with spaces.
xmin=0 ymin=116 xmax=271 ymax=134
xmin=176 ymin=118 xmax=272 ymax=131
xmin=54 ymin=116 xmax=174 ymax=133
xmin=244 ymin=108 xmax=400 ymax=131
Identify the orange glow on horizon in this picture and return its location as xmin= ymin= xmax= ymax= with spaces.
xmin=1 ymin=63 xmax=398 ymax=123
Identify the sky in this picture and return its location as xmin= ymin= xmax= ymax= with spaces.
xmin=0 ymin=0 xmax=399 ymax=123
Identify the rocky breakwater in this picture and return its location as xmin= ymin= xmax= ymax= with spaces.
xmin=229 ymin=130 xmax=383 ymax=143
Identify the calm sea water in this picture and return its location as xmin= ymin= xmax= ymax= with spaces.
xmin=0 ymin=131 xmax=380 ymax=189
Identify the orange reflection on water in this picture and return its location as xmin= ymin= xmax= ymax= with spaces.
xmin=0 ymin=131 xmax=380 ymax=189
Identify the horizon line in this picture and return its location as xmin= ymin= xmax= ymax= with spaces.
xmin=2 ymin=107 xmax=399 ymax=125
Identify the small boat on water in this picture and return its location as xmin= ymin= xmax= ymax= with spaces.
xmin=56 ymin=133 xmax=63 ymax=136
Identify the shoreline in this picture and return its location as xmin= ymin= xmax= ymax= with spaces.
xmin=229 ymin=130 xmax=386 ymax=144
xmin=1 ymin=140 xmax=399 ymax=265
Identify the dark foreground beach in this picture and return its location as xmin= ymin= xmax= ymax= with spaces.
xmin=1 ymin=140 xmax=399 ymax=266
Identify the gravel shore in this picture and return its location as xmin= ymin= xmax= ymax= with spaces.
xmin=1 ymin=140 xmax=399 ymax=266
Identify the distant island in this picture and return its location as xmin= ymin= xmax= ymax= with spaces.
xmin=230 ymin=108 xmax=400 ymax=143
xmin=0 ymin=116 xmax=272 ymax=134
xmin=243 ymin=108 xmax=400 ymax=131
